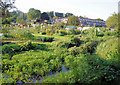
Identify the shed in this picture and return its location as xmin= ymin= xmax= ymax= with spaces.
xmin=65 ymin=26 xmax=77 ymax=30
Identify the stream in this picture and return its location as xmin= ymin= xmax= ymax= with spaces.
xmin=2 ymin=64 xmax=69 ymax=84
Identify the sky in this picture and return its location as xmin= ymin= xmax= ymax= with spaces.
xmin=13 ymin=0 xmax=119 ymax=21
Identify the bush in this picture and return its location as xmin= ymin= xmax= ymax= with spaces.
xmin=52 ymin=41 xmax=71 ymax=48
xmin=3 ymin=33 xmax=13 ymax=38
xmin=71 ymin=37 xmax=83 ymax=47
xmin=97 ymin=32 xmax=104 ymax=37
xmin=59 ymin=30 xmax=67 ymax=35
xmin=34 ymin=36 xmax=54 ymax=42
xmin=20 ymin=41 xmax=48 ymax=51
xmin=52 ymin=37 xmax=82 ymax=49
xmin=96 ymin=37 xmax=119 ymax=68
xmin=2 ymin=44 xmax=21 ymax=56
xmin=69 ymin=29 xmax=81 ymax=35
xmin=68 ymin=46 xmax=80 ymax=56
xmin=41 ymin=32 xmax=46 ymax=35
xmin=58 ymin=33 xmax=64 ymax=36
xmin=9 ymin=29 xmax=34 ymax=39
xmin=79 ymin=40 xmax=99 ymax=54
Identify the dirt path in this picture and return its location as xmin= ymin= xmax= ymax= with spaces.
xmin=2 ymin=39 xmax=47 ymax=43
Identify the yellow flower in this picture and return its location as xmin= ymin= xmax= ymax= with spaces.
xmin=78 ymin=79 xmax=80 ymax=81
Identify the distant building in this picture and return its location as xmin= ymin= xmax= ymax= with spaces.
xmin=78 ymin=17 xmax=107 ymax=27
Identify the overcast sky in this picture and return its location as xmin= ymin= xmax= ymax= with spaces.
xmin=13 ymin=0 xmax=119 ymax=20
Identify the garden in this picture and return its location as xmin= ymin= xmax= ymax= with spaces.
xmin=1 ymin=25 xmax=120 ymax=84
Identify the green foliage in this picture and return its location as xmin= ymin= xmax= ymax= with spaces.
xmin=52 ymin=41 xmax=71 ymax=48
xmin=40 ymin=54 xmax=120 ymax=84
xmin=67 ymin=16 xmax=79 ymax=26
xmin=1 ymin=0 xmax=16 ymax=24
xmin=2 ymin=44 xmax=21 ymax=56
xmin=71 ymin=37 xmax=83 ymax=47
xmin=2 ymin=25 xmax=10 ymax=33
xmin=27 ymin=8 xmax=41 ymax=20
xmin=2 ymin=25 xmax=120 ymax=84
xmin=16 ymin=13 xmax=27 ymax=25
xmin=96 ymin=37 xmax=119 ymax=67
xmin=2 ymin=48 xmax=65 ymax=83
xmin=52 ymin=37 xmax=82 ymax=48
xmin=2 ymin=41 xmax=47 ymax=56
xmin=35 ymin=26 xmax=41 ymax=33
xmin=34 ymin=36 xmax=54 ymax=42
xmin=47 ymin=11 xmax=54 ymax=18
xmin=97 ymin=31 xmax=104 ymax=37
xmin=103 ymin=30 xmax=119 ymax=37
xmin=79 ymin=40 xmax=99 ymax=54
xmin=105 ymin=13 xmax=118 ymax=28
xmin=41 ymin=12 xmax=49 ymax=21
xmin=59 ymin=30 xmax=67 ymax=35
xmin=65 ymin=13 xmax=73 ymax=17
xmin=20 ymin=41 xmax=48 ymax=51
xmin=53 ymin=16 xmax=59 ymax=19
xmin=3 ymin=33 xmax=13 ymax=38
xmin=9 ymin=29 xmax=34 ymax=39
xmin=41 ymin=31 xmax=46 ymax=35
xmin=68 ymin=46 xmax=80 ymax=56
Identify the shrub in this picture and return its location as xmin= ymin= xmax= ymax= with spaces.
xmin=41 ymin=32 xmax=46 ymax=35
xmin=58 ymin=33 xmax=64 ymax=36
xmin=9 ymin=29 xmax=34 ymax=39
xmin=34 ymin=36 xmax=54 ymax=42
xmin=52 ymin=41 xmax=71 ymax=48
xmin=59 ymin=30 xmax=67 ymax=35
xmin=52 ymin=37 xmax=82 ymax=49
xmin=69 ymin=29 xmax=81 ymax=35
xmin=3 ymin=33 xmax=13 ymax=38
xmin=2 ymin=25 xmax=10 ymax=33
xmin=68 ymin=46 xmax=80 ymax=56
xmin=79 ymin=40 xmax=99 ymax=54
xmin=71 ymin=37 xmax=83 ymax=47
xmin=97 ymin=32 xmax=104 ymax=37
xmin=96 ymin=37 xmax=119 ymax=67
xmin=20 ymin=41 xmax=48 ymax=51
xmin=2 ymin=44 xmax=21 ymax=56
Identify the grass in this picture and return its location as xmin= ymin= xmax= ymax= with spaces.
xmin=33 ymin=34 xmax=71 ymax=42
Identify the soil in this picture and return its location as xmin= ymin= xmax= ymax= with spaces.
xmin=2 ymin=39 xmax=45 ymax=44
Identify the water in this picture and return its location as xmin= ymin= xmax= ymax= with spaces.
xmin=24 ymin=64 xmax=68 ymax=83
xmin=4 ymin=64 xmax=69 ymax=83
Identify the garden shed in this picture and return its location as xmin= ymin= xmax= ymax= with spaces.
xmin=65 ymin=26 xmax=77 ymax=30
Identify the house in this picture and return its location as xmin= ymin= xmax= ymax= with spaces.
xmin=78 ymin=17 xmax=107 ymax=27
xmin=65 ymin=26 xmax=77 ymax=30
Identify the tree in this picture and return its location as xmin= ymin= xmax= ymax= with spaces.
xmin=55 ymin=12 xmax=64 ymax=18
xmin=105 ymin=13 xmax=118 ymax=28
xmin=0 ymin=0 xmax=16 ymax=11
xmin=67 ymin=16 xmax=79 ymax=26
xmin=65 ymin=13 xmax=73 ymax=17
xmin=53 ymin=16 xmax=59 ymax=19
xmin=0 ymin=0 xmax=16 ymax=24
xmin=16 ymin=13 xmax=27 ymax=25
xmin=47 ymin=11 xmax=54 ymax=18
xmin=27 ymin=8 xmax=41 ymax=20
xmin=95 ymin=18 xmax=104 ymax=21
xmin=41 ymin=12 xmax=49 ymax=21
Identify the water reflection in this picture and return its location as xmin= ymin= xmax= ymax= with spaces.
xmin=5 ymin=64 xmax=69 ymax=83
